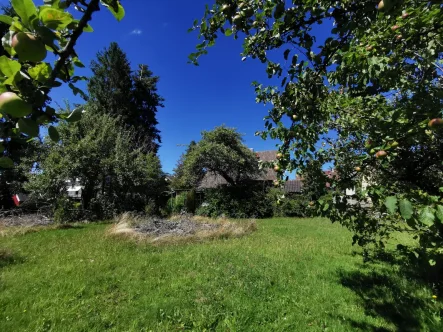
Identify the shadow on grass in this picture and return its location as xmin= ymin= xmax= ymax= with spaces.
xmin=338 ymin=253 xmax=442 ymax=332
xmin=0 ymin=248 xmax=22 ymax=269
xmin=55 ymin=223 xmax=85 ymax=230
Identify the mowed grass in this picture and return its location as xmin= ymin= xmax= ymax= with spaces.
xmin=0 ymin=218 xmax=440 ymax=331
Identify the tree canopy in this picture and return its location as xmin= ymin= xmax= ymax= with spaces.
xmin=176 ymin=125 xmax=263 ymax=188
xmin=192 ymin=0 xmax=443 ymax=272
xmin=27 ymin=109 xmax=165 ymax=219
xmin=0 ymin=0 xmax=125 ymax=169
xmin=88 ymin=42 xmax=163 ymax=153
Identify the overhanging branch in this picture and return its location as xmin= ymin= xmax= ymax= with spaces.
xmin=47 ymin=0 xmax=100 ymax=88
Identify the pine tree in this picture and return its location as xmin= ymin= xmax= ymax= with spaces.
xmin=88 ymin=42 xmax=133 ymax=121
xmin=171 ymin=141 xmax=197 ymax=189
xmin=88 ymin=42 xmax=163 ymax=153
xmin=132 ymin=64 xmax=164 ymax=153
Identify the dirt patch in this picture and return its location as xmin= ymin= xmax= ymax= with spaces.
xmin=0 ymin=211 xmax=55 ymax=236
xmin=109 ymin=213 xmax=257 ymax=245
xmin=0 ymin=213 xmax=53 ymax=227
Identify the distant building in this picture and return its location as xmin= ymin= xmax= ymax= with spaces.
xmin=198 ymin=150 xmax=303 ymax=194
xmin=66 ymin=179 xmax=83 ymax=199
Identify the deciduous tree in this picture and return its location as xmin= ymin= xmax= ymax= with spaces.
xmin=191 ymin=0 xmax=443 ymax=276
xmin=179 ymin=125 xmax=262 ymax=187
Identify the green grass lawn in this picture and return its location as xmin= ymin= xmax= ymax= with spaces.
xmin=0 ymin=218 xmax=440 ymax=331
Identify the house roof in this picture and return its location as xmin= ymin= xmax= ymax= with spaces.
xmin=198 ymin=173 xmax=228 ymax=189
xmin=198 ymin=150 xmax=278 ymax=189
xmin=255 ymin=150 xmax=278 ymax=181
xmin=284 ymin=180 xmax=303 ymax=193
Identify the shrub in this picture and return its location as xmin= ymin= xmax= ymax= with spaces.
xmin=167 ymin=192 xmax=188 ymax=214
xmin=53 ymin=197 xmax=83 ymax=223
xmin=144 ymin=198 xmax=158 ymax=216
xmin=186 ymin=189 xmax=196 ymax=214
xmin=196 ymin=183 xmax=273 ymax=218
xmin=266 ymin=188 xmax=310 ymax=217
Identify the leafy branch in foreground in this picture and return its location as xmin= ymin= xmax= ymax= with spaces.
xmin=191 ymin=0 xmax=443 ymax=280
xmin=0 ymin=0 xmax=124 ymax=169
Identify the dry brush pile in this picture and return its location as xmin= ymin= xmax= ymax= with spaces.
xmin=109 ymin=212 xmax=257 ymax=245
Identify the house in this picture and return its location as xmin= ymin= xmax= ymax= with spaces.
xmin=198 ymin=150 xmax=303 ymax=194
xmin=66 ymin=179 xmax=83 ymax=199
xmin=284 ymin=179 xmax=303 ymax=194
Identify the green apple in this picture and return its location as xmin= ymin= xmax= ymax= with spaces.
xmin=0 ymin=92 xmax=32 ymax=117
xmin=12 ymin=32 xmax=47 ymax=62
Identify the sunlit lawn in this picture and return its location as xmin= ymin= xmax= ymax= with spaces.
xmin=1 ymin=218 xmax=440 ymax=331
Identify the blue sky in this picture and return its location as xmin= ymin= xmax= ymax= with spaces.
xmin=34 ymin=0 xmax=329 ymax=175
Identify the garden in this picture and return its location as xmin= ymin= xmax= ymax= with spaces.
xmin=1 ymin=0 xmax=443 ymax=330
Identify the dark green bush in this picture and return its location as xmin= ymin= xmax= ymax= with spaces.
xmin=144 ymin=198 xmax=157 ymax=216
xmin=167 ymin=192 xmax=188 ymax=214
xmin=196 ymin=183 xmax=273 ymax=218
xmin=53 ymin=197 xmax=84 ymax=223
xmin=266 ymin=188 xmax=310 ymax=217
xmin=186 ymin=189 xmax=196 ymax=214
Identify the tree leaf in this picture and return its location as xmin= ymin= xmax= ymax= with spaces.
xmin=83 ymin=24 xmax=93 ymax=32
xmin=72 ymin=57 xmax=85 ymax=68
xmin=384 ymin=196 xmax=397 ymax=214
xmin=65 ymin=108 xmax=82 ymax=122
xmin=11 ymin=0 xmax=38 ymax=29
xmin=48 ymin=125 xmax=60 ymax=142
xmin=399 ymin=199 xmax=413 ymax=220
xmin=35 ymin=26 xmax=59 ymax=51
xmin=28 ymin=62 xmax=52 ymax=82
xmin=0 ymin=156 xmax=13 ymax=168
xmin=100 ymin=0 xmax=125 ymax=21
xmin=0 ymin=56 xmax=21 ymax=85
xmin=39 ymin=7 xmax=73 ymax=30
xmin=419 ymin=207 xmax=435 ymax=227
xmin=68 ymin=83 xmax=88 ymax=100
xmin=284 ymin=49 xmax=290 ymax=60
xmin=225 ymin=28 xmax=232 ymax=36
xmin=0 ymin=15 xmax=13 ymax=25
xmin=17 ymin=118 xmax=39 ymax=137
xmin=436 ymin=205 xmax=443 ymax=223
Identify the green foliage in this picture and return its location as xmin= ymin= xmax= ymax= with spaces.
xmin=167 ymin=192 xmax=188 ymax=214
xmin=266 ymin=188 xmax=309 ymax=218
xmin=53 ymin=196 xmax=82 ymax=223
xmin=0 ymin=0 xmax=125 ymax=169
xmin=26 ymin=110 xmax=165 ymax=220
xmin=0 ymin=137 xmax=40 ymax=208
xmin=192 ymin=0 xmax=443 ymax=281
xmin=186 ymin=189 xmax=196 ymax=214
xmin=196 ymin=183 xmax=273 ymax=218
xmin=88 ymin=43 xmax=163 ymax=153
xmin=178 ymin=125 xmax=263 ymax=187
xmin=144 ymin=198 xmax=157 ymax=216
xmin=170 ymin=141 xmax=197 ymax=189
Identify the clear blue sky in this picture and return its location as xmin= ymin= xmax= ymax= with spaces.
xmin=38 ymin=0 xmax=329 ymax=174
